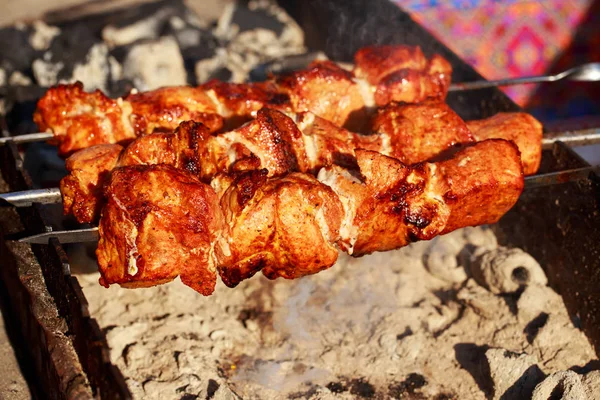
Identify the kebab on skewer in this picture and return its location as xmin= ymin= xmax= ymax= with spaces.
xmin=33 ymin=45 xmax=452 ymax=155
xmin=60 ymin=101 xmax=542 ymax=224
xmin=95 ymin=138 xmax=523 ymax=296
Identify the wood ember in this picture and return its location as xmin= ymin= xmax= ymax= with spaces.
xmin=70 ymin=227 xmax=597 ymax=399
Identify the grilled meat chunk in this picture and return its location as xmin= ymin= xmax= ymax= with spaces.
xmin=319 ymin=139 xmax=523 ymax=256
xmin=126 ymin=86 xmax=224 ymax=135
xmin=372 ymin=100 xmax=474 ymax=164
xmin=438 ymin=139 xmax=524 ymax=233
xmin=96 ymin=164 xmax=224 ymax=296
xmin=217 ymin=170 xmax=344 ymax=287
xmin=60 ymin=144 xmax=123 ymax=223
xmin=354 ymin=45 xmax=452 ymax=105
xmin=277 ymin=60 xmax=367 ymax=130
xmin=466 ymin=112 xmax=543 ymax=175
xmin=34 ymin=83 xmax=136 ymax=155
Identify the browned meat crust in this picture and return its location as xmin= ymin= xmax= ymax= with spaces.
xmin=96 ymin=164 xmax=224 ymax=296
xmin=354 ymin=45 xmax=452 ymax=105
xmin=34 ymin=82 xmax=136 ymax=156
xmin=372 ymin=100 xmax=474 ymax=164
xmin=466 ymin=112 xmax=543 ymax=175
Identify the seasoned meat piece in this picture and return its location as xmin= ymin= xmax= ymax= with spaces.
xmin=60 ymin=144 xmax=123 ymax=224
xmin=126 ymin=86 xmax=223 ymax=134
xmin=319 ymin=151 xmax=450 ymax=256
xmin=372 ymin=100 xmax=474 ymax=164
xmin=198 ymin=108 xmax=305 ymax=180
xmin=96 ymin=165 xmax=224 ymax=296
xmin=354 ymin=45 xmax=452 ymax=105
xmin=438 ymin=139 xmax=524 ymax=233
xmin=216 ymin=170 xmax=344 ymax=287
xmin=466 ymin=112 xmax=543 ymax=175
xmin=277 ymin=60 xmax=367 ymax=130
xmin=319 ymin=139 xmax=523 ymax=256
xmin=202 ymin=80 xmax=292 ymax=128
xmin=34 ymin=82 xmax=136 ymax=155
xmin=293 ymin=111 xmax=382 ymax=172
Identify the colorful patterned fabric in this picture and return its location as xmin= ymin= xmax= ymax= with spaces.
xmin=394 ymin=0 xmax=598 ymax=121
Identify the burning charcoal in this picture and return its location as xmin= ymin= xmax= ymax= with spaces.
xmin=0 ymin=26 xmax=38 ymax=77
xmin=423 ymin=230 xmax=467 ymax=283
xmin=470 ymin=247 xmax=547 ymax=294
xmin=8 ymin=71 xmax=32 ymax=86
xmin=43 ymin=23 xmax=99 ymax=83
xmin=485 ymin=348 xmax=544 ymax=400
xmin=531 ymin=371 xmax=587 ymax=400
xmin=122 ymin=36 xmax=186 ymax=91
xmin=31 ymin=56 xmax=63 ymax=87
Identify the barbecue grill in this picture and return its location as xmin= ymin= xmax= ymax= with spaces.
xmin=0 ymin=0 xmax=598 ymax=398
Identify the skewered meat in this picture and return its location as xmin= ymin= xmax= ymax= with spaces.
xmin=95 ymin=139 xmax=523 ymax=294
xmin=354 ymin=45 xmax=452 ymax=105
xmin=277 ymin=60 xmax=367 ymax=130
xmin=34 ymin=83 xmax=136 ymax=155
xmin=466 ymin=112 xmax=543 ymax=175
xmin=96 ymin=164 xmax=224 ymax=296
xmin=60 ymin=104 xmax=541 ymax=224
xmin=373 ymin=101 xmax=542 ymax=174
xmin=60 ymin=109 xmax=381 ymax=223
xmin=61 ymin=143 xmax=124 ymax=223
xmin=217 ymin=170 xmax=345 ymax=286
xmin=34 ymin=45 xmax=453 ymax=155
xmin=371 ymin=100 xmax=474 ymax=164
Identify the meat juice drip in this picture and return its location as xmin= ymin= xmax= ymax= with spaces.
xmin=70 ymin=226 xmax=598 ymax=399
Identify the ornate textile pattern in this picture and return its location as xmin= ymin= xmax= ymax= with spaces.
xmin=394 ymin=0 xmax=595 ymax=110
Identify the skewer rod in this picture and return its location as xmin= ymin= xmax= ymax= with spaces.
xmin=13 ymin=166 xmax=599 ymax=245
xmin=0 ymin=132 xmax=54 ymax=145
xmin=541 ymin=128 xmax=600 ymax=150
xmin=0 ymin=187 xmax=62 ymax=207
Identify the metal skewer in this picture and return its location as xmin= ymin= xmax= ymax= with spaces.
xmin=449 ymin=62 xmax=600 ymax=91
xmin=0 ymin=187 xmax=62 ymax=207
xmin=13 ymin=165 xmax=600 ymax=245
xmin=1 ymin=128 xmax=599 ymax=208
xmin=0 ymin=131 xmax=53 ymax=146
xmin=0 ymin=63 xmax=598 ymax=148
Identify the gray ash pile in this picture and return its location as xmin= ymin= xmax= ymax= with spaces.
xmin=71 ymin=227 xmax=599 ymax=399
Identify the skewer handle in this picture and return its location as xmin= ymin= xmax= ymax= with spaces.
xmin=0 ymin=132 xmax=54 ymax=146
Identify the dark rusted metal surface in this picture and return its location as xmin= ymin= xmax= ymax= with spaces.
xmin=0 ymin=137 xmax=131 ymax=398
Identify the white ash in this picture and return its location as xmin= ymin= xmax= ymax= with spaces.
xmin=122 ymin=36 xmax=187 ymax=91
xmin=197 ymin=0 xmax=306 ymax=83
xmin=8 ymin=71 xmax=31 ymax=86
xmin=71 ymin=226 xmax=598 ymax=399
xmin=102 ymin=7 xmax=176 ymax=48
xmin=70 ymin=43 xmax=110 ymax=92
xmin=29 ymin=20 xmax=60 ymax=51
xmin=32 ymin=57 xmax=63 ymax=87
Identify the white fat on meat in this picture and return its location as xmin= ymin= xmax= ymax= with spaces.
xmin=317 ymin=167 xmax=361 ymax=255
